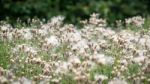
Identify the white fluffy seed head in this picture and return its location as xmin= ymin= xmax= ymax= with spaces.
xmin=45 ymin=36 xmax=60 ymax=46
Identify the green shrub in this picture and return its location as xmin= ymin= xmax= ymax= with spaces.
xmin=0 ymin=0 xmax=150 ymax=25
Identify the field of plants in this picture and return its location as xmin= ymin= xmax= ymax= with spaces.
xmin=0 ymin=14 xmax=150 ymax=84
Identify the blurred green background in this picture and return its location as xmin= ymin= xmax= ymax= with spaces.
xmin=0 ymin=0 xmax=150 ymax=25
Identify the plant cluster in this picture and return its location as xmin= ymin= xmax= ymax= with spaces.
xmin=0 ymin=13 xmax=150 ymax=84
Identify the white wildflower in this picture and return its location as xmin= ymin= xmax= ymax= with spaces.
xmin=38 ymin=29 xmax=48 ymax=36
xmin=108 ymin=78 xmax=128 ymax=84
xmin=3 ymin=32 xmax=13 ymax=41
xmin=11 ymin=81 xmax=20 ymax=84
xmin=21 ymin=29 xmax=33 ymax=40
xmin=139 ymin=38 xmax=146 ymax=46
xmin=146 ymin=38 xmax=150 ymax=49
xmin=94 ymin=74 xmax=108 ymax=81
xmin=89 ymin=13 xmax=106 ymax=27
xmin=69 ymin=32 xmax=81 ymax=42
xmin=68 ymin=56 xmax=81 ymax=65
xmin=1 ymin=26 xmax=8 ymax=31
xmin=51 ymin=16 xmax=64 ymax=26
xmin=45 ymin=36 xmax=60 ymax=46
xmin=120 ymin=59 xmax=128 ymax=65
xmin=132 ymin=56 xmax=146 ymax=63
xmin=71 ymin=40 xmax=89 ymax=51
xmin=20 ymin=77 xmax=32 ymax=84
xmin=24 ymin=32 xmax=32 ymax=40
xmin=55 ymin=62 xmax=70 ymax=74
xmin=125 ymin=16 xmax=145 ymax=27
xmin=92 ymin=54 xmax=114 ymax=65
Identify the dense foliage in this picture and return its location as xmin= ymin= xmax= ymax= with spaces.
xmin=0 ymin=0 xmax=150 ymax=25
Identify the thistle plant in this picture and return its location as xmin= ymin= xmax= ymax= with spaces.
xmin=0 ymin=14 xmax=150 ymax=84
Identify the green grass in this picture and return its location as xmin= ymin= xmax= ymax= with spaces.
xmin=14 ymin=63 xmax=43 ymax=78
xmin=0 ymin=39 xmax=43 ymax=78
xmin=0 ymin=40 xmax=12 ymax=69
xmin=128 ymin=64 xmax=140 ymax=75
xmin=40 ymin=43 xmax=70 ymax=61
xmin=60 ymin=75 xmax=76 ymax=84
xmin=89 ymin=65 xmax=113 ymax=84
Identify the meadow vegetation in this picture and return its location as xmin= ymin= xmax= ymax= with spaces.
xmin=0 ymin=14 xmax=150 ymax=84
